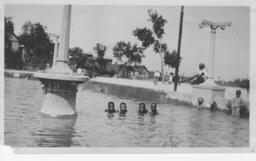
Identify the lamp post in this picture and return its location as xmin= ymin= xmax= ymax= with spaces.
xmin=192 ymin=19 xmax=231 ymax=107
xmin=199 ymin=19 xmax=232 ymax=83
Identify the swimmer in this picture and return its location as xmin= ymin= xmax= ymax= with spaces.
xmin=210 ymin=101 xmax=218 ymax=111
xmin=138 ymin=103 xmax=148 ymax=114
xmin=119 ymin=102 xmax=128 ymax=114
xmin=105 ymin=101 xmax=117 ymax=113
xmin=149 ymin=103 xmax=158 ymax=115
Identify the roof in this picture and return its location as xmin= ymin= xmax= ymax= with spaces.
xmin=130 ymin=65 xmax=149 ymax=73
xmin=6 ymin=32 xmax=19 ymax=42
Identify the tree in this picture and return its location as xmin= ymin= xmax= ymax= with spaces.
xmin=4 ymin=17 xmax=15 ymax=68
xmin=68 ymin=47 xmax=86 ymax=71
xmin=133 ymin=9 xmax=170 ymax=83
xmin=164 ymin=50 xmax=181 ymax=68
xmin=113 ymin=41 xmax=144 ymax=77
xmin=93 ymin=43 xmax=107 ymax=72
xmin=5 ymin=17 xmax=14 ymax=48
xmin=19 ymin=21 xmax=52 ymax=69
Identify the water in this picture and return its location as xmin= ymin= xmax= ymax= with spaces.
xmin=4 ymin=77 xmax=249 ymax=147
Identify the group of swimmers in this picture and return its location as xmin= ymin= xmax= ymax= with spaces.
xmin=105 ymin=102 xmax=159 ymax=116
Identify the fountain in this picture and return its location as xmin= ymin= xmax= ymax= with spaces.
xmin=34 ymin=5 xmax=89 ymax=117
xmin=192 ymin=19 xmax=231 ymax=107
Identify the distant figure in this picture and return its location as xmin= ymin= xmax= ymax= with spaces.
xmin=119 ymin=102 xmax=128 ymax=116
xmin=149 ymin=103 xmax=159 ymax=115
xmin=197 ymin=97 xmax=204 ymax=110
xmin=154 ymin=70 xmax=161 ymax=85
xmin=105 ymin=101 xmax=117 ymax=113
xmin=225 ymin=90 xmax=245 ymax=116
xmin=138 ymin=103 xmax=148 ymax=114
xmin=168 ymin=72 xmax=174 ymax=85
xmin=210 ymin=101 xmax=218 ymax=111
xmin=192 ymin=63 xmax=207 ymax=85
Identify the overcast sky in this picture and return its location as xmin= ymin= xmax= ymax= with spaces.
xmin=5 ymin=5 xmax=250 ymax=81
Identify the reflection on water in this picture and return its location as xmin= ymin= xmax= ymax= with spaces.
xmin=5 ymin=78 xmax=249 ymax=147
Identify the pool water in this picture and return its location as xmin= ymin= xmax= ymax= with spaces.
xmin=4 ymin=78 xmax=249 ymax=147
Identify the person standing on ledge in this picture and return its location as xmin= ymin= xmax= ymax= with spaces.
xmin=154 ymin=70 xmax=161 ymax=85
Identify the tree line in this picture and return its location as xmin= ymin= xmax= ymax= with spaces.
xmin=4 ymin=9 xmax=180 ymax=75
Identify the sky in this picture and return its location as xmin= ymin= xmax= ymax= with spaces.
xmin=4 ymin=5 xmax=250 ymax=81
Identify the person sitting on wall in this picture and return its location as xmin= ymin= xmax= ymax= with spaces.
xmin=149 ymin=103 xmax=159 ymax=115
xmin=192 ymin=63 xmax=207 ymax=85
xmin=105 ymin=101 xmax=117 ymax=113
xmin=178 ymin=63 xmax=207 ymax=85
xmin=138 ymin=103 xmax=148 ymax=115
xmin=225 ymin=90 xmax=245 ymax=116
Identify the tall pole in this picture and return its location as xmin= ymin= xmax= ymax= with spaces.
xmin=208 ymin=29 xmax=216 ymax=79
xmin=199 ymin=19 xmax=231 ymax=82
xmin=174 ymin=6 xmax=184 ymax=91
xmin=51 ymin=5 xmax=73 ymax=74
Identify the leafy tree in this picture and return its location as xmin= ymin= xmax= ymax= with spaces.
xmin=68 ymin=47 xmax=86 ymax=71
xmin=19 ymin=21 xmax=52 ymax=69
xmin=5 ymin=17 xmax=14 ymax=48
xmin=134 ymin=9 xmax=171 ymax=83
xmin=164 ymin=50 xmax=181 ymax=68
xmin=113 ymin=41 xmax=144 ymax=77
xmin=93 ymin=43 xmax=107 ymax=71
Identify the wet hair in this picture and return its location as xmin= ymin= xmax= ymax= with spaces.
xmin=236 ymin=90 xmax=241 ymax=97
xmin=108 ymin=101 xmax=115 ymax=108
xmin=199 ymin=63 xmax=205 ymax=70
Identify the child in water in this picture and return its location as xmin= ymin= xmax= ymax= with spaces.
xmin=119 ymin=102 xmax=128 ymax=116
xmin=226 ymin=90 xmax=245 ymax=116
xmin=105 ymin=101 xmax=117 ymax=113
xmin=138 ymin=103 xmax=148 ymax=114
xmin=149 ymin=103 xmax=159 ymax=115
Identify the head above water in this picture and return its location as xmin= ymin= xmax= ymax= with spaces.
xmin=199 ymin=63 xmax=205 ymax=70
xmin=120 ymin=102 xmax=127 ymax=112
xmin=139 ymin=102 xmax=146 ymax=109
xmin=108 ymin=101 xmax=115 ymax=111
xmin=236 ymin=90 xmax=241 ymax=97
xmin=151 ymin=103 xmax=157 ymax=110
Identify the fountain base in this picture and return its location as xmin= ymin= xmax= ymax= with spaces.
xmin=192 ymin=79 xmax=225 ymax=107
xmin=34 ymin=72 xmax=88 ymax=117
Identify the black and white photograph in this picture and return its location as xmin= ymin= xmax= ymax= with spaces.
xmin=2 ymin=0 xmax=255 ymax=153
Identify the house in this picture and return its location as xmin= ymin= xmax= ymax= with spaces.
xmin=105 ymin=64 xmax=149 ymax=79
xmin=129 ymin=65 xmax=149 ymax=80
xmin=5 ymin=32 xmax=21 ymax=52
xmin=5 ymin=31 xmax=24 ymax=69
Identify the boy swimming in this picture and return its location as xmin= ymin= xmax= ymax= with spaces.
xmin=138 ymin=103 xmax=148 ymax=114
xmin=149 ymin=103 xmax=159 ymax=115
xmin=105 ymin=101 xmax=117 ymax=113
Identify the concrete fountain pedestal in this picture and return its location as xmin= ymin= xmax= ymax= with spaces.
xmin=34 ymin=5 xmax=88 ymax=117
